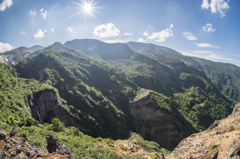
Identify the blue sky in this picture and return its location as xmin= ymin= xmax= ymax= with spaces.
xmin=0 ymin=0 xmax=239 ymax=66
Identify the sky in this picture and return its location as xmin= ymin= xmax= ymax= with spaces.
xmin=0 ymin=0 xmax=239 ymax=66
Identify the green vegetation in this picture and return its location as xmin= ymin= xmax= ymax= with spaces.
xmin=16 ymin=49 xmax=139 ymax=139
xmin=228 ymin=126 xmax=235 ymax=132
xmin=149 ymin=152 xmax=159 ymax=159
xmin=0 ymin=118 xmax=148 ymax=159
xmin=129 ymin=133 xmax=171 ymax=156
xmin=208 ymin=148 xmax=218 ymax=157
xmin=121 ymin=146 xmax=128 ymax=151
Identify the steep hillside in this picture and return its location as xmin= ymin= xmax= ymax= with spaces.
xmin=127 ymin=42 xmax=240 ymax=102
xmin=0 ymin=62 xmax=170 ymax=158
xmin=167 ymin=103 xmax=240 ymax=159
xmin=0 ymin=47 xmax=33 ymax=65
xmin=64 ymin=39 xmax=134 ymax=60
xmin=15 ymin=44 xmax=139 ymax=139
xmin=109 ymin=53 xmax=234 ymax=132
xmin=193 ymin=57 xmax=240 ymax=102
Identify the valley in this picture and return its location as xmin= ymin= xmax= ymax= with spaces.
xmin=0 ymin=39 xmax=239 ymax=158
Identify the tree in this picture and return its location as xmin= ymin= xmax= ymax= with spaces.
xmin=51 ymin=118 xmax=64 ymax=132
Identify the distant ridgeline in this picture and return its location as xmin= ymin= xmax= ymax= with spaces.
xmin=0 ymin=39 xmax=237 ymax=154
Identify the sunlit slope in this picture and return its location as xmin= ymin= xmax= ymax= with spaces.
xmin=15 ymin=44 xmax=139 ymax=139
xmin=127 ymin=41 xmax=240 ymax=102
xmin=64 ymin=39 xmax=134 ymax=60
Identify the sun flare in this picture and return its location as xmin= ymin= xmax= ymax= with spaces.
xmin=74 ymin=0 xmax=99 ymax=22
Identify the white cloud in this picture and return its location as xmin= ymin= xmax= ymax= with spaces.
xmin=0 ymin=0 xmax=13 ymax=11
xmin=137 ymin=38 xmax=146 ymax=42
xmin=181 ymin=51 xmax=240 ymax=65
xmin=21 ymin=31 xmax=26 ymax=35
xmin=202 ymin=23 xmax=216 ymax=32
xmin=30 ymin=10 xmax=36 ymax=17
xmin=201 ymin=0 xmax=210 ymax=9
xmin=39 ymin=8 xmax=49 ymax=19
xmin=44 ymin=30 xmax=47 ymax=33
xmin=124 ymin=32 xmax=133 ymax=36
xmin=182 ymin=32 xmax=198 ymax=40
xmin=0 ymin=42 xmax=14 ymax=53
xmin=67 ymin=27 xmax=73 ymax=32
xmin=201 ymin=0 xmax=230 ymax=17
xmin=93 ymin=23 xmax=121 ymax=39
xmin=195 ymin=43 xmax=219 ymax=48
xmin=147 ymin=24 xmax=174 ymax=42
xmin=143 ymin=31 xmax=149 ymax=36
xmin=51 ymin=28 xmax=54 ymax=32
xmin=34 ymin=29 xmax=44 ymax=38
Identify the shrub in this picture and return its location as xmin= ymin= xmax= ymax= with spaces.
xmin=120 ymin=146 xmax=127 ymax=151
xmin=52 ymin=118 xmax=65 ymax=132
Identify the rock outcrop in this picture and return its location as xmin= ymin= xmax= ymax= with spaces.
xmin=0 ymin=129 xmax=70 ymax=159
xmin=223 ymin=137 xmax=240 ymax=159
xmin=167 ymin=103 xmax=240 ymax=159
xmin=31 ymin=89 xmax=91 ymax=135
xmin=130 ymin=92 xmax=185 ymax=150
xmin=46 ymin=134 xmax=70 ymax=156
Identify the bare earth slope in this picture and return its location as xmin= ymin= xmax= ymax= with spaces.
xmin=167 ymin=103 xmax=240 ymax=159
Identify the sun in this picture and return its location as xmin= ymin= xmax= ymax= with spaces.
xmin=73 ymin=0 xmax=100 ymax=22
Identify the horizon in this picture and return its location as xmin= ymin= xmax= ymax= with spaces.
xmin=0 ymin=0 xmax=239 ymax=66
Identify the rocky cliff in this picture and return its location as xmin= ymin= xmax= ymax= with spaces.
xmin=0 ymin=129 xmax=70 ymax=159
xmin=30 ymin=89 xmax=91 ymax=134
xmin=129 ymin=89 xmax=185 ymax=150
xmin=167 ymin=103 xmax=240 ymax=159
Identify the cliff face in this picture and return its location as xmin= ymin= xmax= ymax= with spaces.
xmin=30 ymin=89 xmax=91 ymax=133
xmin=130 ymin=95 xmax=184 ymax=150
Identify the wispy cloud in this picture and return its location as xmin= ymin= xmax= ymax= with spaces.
xmin=192 ymin=51 xmax=213 ymax=54
xmin=137 ymin=38 xmax=146 ymax=42
xmin=51 ymin=28 xmax=54 ymax=32
xmin=182 ymin=31 xmax=198 ymax=40
xmin=93 ymin=23 xmax=121 ymax=38
xmin=201 ymin=0 xmax=230 ymax=17
xmin=202 ymin=23 xmax=216 ymax=32
xmin=39 ymin=8 xmax=49 ymax=19
xmin=34 ymin=29 xmax=44 ymax=38
xmin=30 ymin=10 xmax=36 ymax=17
xmin=67 ymin=27 xmax=74 ymax=32
xmin=181 ymin=51 xmax=240 ymax=65
xmin=21 ymin=31 xmax=26 ymax=35
xmin=195 ymin=43 xmax=219 ymax=48
xmin=0 ymin=42 xmax=14 ymax=53
xmin=146 ymin=24 xmax=174 ymax=42
xmin=0 ymin=0 xmax=13 ymax=11
xmin=124 ymin=32 xmax=133 ymax=36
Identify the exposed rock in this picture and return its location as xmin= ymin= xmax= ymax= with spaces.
xmin=0 ymin=131 xmax=6 ymax=140
xmin=223 ymin=137 xmax=240 ymax=159
xmin=130 ymin=95 xmax=186 ymax=150
xmin=0 ymin=129 xmax=70 ymax=159
xmin=183 ymin=146 xmax=218 ymax=159
xmin=46 ymin=134 xmax=70 ymax=156
xmin=232 ymin=103 xmax=240 ymax=115
xmin=209 ymin=120 xmax=220 ymax=130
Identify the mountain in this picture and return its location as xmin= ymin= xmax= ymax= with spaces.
xmin=109 ymin=52 xmax=234 ymax=132
xmin=127 ymin=42 xmax=240 ymax=102
xmin=15 ymin=43 xmax=140 ymax=139
xmin=0 ymin=46 xmax=33 ymax=65
xmin=0 ymin=39 xmax=237 ymax=157
xmin=0 ymin=52 xmax=169 ymax=158
xmin=64 ymin=39 xmax=134 ymax=60
xmin=29 ymin=45 xmax=44 ymax=52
